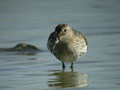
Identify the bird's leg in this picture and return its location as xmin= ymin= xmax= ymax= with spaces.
xmin=70 ymin=62 xmax=74 ymax=69
xmin=62 ymin=62 xmax=65 ymax=70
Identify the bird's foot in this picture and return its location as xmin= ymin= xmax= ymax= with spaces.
xmin=70 ymin=62 xmax=74 ymax=72
xmin=62 ymin=62 xmax=65 ymax=70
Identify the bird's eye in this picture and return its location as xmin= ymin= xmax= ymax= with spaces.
xmin=64 ymin=29 xmax=67 ymax=32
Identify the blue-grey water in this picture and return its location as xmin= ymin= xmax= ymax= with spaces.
xmin=0 ymin=0 xmax=120 ymax=90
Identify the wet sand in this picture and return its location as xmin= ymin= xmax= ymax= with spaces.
xmin=0 ymin=0 xmax=120 ymax=90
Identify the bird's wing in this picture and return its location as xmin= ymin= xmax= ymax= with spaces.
xmin=47 ymin=32 xmax=58 ymax=53
xmin=72 ymin=29 xmax=88 ymax=46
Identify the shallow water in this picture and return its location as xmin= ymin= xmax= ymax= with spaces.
xmin=0 ymin=0 xmax=120 ymax=90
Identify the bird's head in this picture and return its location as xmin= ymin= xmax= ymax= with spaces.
xmin=55 ymin=24 xmax=73 ymax=41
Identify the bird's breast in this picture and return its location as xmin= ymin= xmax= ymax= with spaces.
xmin=53 ymin=41 xmax=77 ymax=62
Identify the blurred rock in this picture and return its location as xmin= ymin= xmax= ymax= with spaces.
xmin=11 ymin=43 xmax=39 ymax=51
xmin=0 ymin=43 xmax=40 ymax=52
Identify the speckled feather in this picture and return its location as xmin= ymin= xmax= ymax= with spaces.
xmin=47 ymin=24 xmax=88 ymax=62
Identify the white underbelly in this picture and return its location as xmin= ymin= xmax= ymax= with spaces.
xmin=59 ymin=55 xmax=77 ymax=62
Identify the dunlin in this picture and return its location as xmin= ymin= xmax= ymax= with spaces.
xmin=47 ymin=24 xmax=88 ymax=69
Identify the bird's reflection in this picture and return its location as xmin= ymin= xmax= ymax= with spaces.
xmin=48 ymin=70 xmax=88 ymax=88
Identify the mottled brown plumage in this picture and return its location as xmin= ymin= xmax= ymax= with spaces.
xmin=47 ymin=24 xmax=88 ymax=69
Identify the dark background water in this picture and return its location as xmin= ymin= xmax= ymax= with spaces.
xmin=0 ymin=0 xmax=120 ymax=90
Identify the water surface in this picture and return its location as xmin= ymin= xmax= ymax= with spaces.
xmin=0 ymin=0 xmax=120 ymax=90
